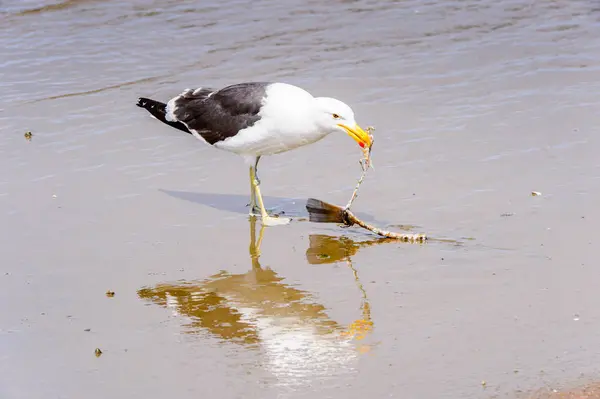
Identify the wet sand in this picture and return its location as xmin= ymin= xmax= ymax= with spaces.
xmin=2 ymin=0 xmax=600 ymax=398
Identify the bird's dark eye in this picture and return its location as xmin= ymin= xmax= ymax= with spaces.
xmin=332 ymin=113 xmax=340 ymax=119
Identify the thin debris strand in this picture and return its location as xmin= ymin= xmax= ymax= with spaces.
xmin=306 ymin=128 xmax=427 ymax=242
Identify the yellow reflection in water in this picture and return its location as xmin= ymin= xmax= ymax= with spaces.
xmin=138 ymin=218 xmax=397 ymax=378
xmin=138 ymin=217 xmax=396 ymax=385
xmin=138 ymin=219 xmax=390 ymax=345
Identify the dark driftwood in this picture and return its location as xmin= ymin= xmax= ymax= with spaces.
xmin=306 ymin=198 xmax=427 ymax=242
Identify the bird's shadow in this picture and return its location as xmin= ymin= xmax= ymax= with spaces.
xmin=159 ymin=189 xmax=375 ymax=222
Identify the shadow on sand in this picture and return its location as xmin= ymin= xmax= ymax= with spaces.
xmin=159 ymin=188 xmax=376 ymax=221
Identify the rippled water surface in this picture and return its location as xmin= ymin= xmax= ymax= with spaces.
xmin=2 ymin=1 xmax=600 ymax=398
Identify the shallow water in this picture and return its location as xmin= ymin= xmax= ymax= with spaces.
xmin=2 ymin=0 xmax=600 ymax=398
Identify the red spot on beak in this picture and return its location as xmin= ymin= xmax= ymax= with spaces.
xmin=359 ymin=142 xmax=365 ymax=148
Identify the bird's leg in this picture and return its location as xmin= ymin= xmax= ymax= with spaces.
xmin=251 ymin=156 xmax=261 ymax=215
xmin=248 ymin=167 xmax=258 ymax=215
xmin=250 ymin=166 xmax=268 ymax=220
xmin=254 ymin=156 xmax=262 ymax=186
xmin=250 ymin=157 xmax=278 ymax=215
xmin=250 ymin=166 xmax=290 ymax=226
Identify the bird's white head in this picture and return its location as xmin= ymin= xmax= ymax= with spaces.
xmin=313 ymin=97 xmax=372 ymax=149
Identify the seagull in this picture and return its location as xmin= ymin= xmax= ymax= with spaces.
xmin=136 ymin=82 xmax=372 ymax=226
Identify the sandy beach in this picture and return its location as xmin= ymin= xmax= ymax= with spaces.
xmin=2 ymin=1 xmax=600 ymax=398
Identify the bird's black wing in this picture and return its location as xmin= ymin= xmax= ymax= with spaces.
xmin=169 ymin=82 xmax=270 ymax=145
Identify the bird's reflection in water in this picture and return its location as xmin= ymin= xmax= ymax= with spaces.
xmin=137 ymin=217 xmax=392 ymax=386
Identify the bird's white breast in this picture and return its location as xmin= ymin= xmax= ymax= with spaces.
xmin=214 ymin=83 xmax=330 ymax=157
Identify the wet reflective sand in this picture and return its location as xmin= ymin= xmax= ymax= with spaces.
xmin=138 ymin=218 xmax=376 ymax=390
xmin=2 ymin=0 xmax=600 ymax=398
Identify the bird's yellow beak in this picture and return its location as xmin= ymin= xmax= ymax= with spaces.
xmin=338 ymin=123 xmax=372 ymax=149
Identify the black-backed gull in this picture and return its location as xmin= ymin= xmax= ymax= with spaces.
xmin=137 ymin=82 xmax=371 ymax=226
